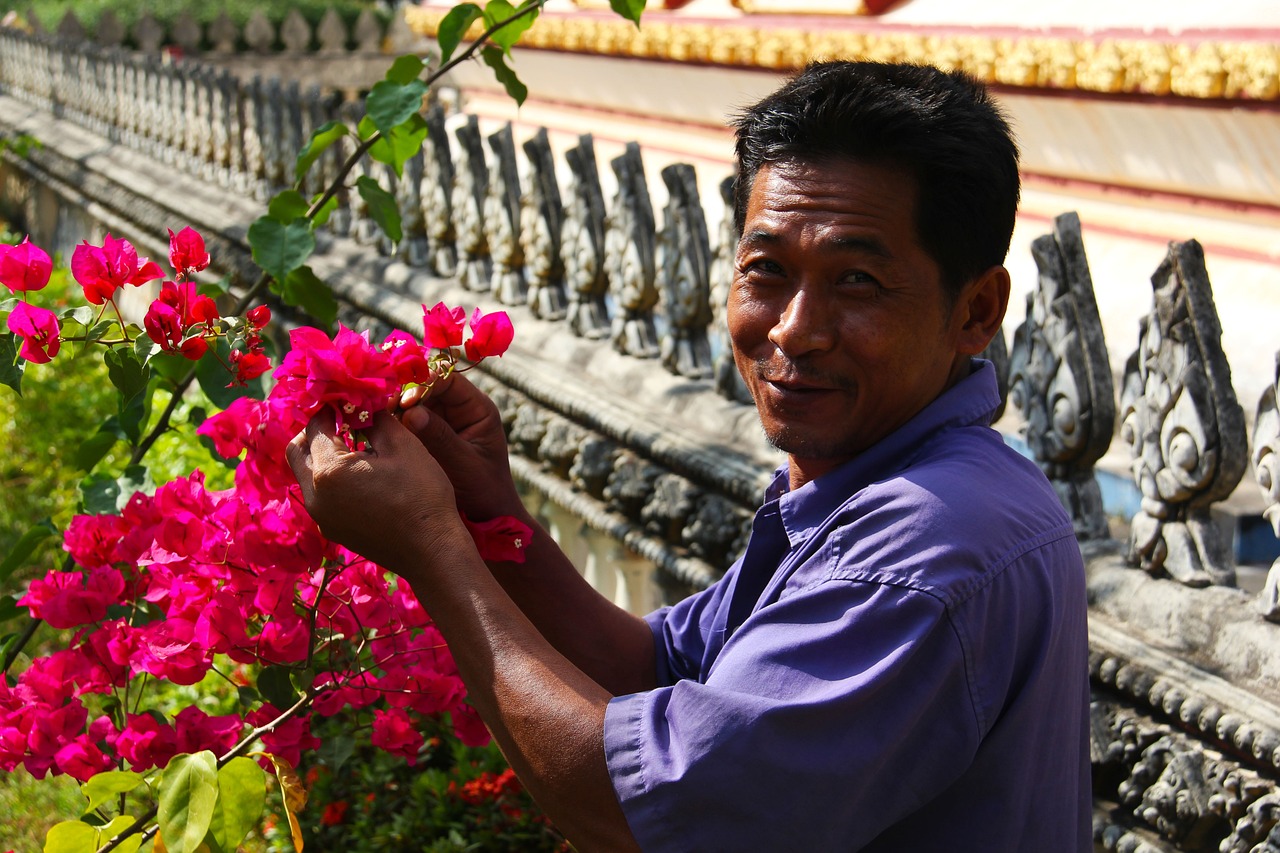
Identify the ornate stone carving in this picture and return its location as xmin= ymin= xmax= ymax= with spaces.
xmin=683 ymin=494 xmax=750 ymax=568
xmin=570 ymin=435 xmax=619 ymax=500
xmin=520 ymin=128 xmax=567 ymax=321
xmin=1252 ymin=355 xmax=1280 ymax=622
xmin=562 ymin=134 xmax=610 ymax=339
xmin=656 ymin=162 xmax=713 ymax=380
xmin=397 ymin=147 xmax=430 ymax=267
xmin=451 ymin=115 xmax=492 ymax=292
xmin=603 ymin=450 xmax=663 ymax=518
xmin=605 ymin=142 xmax=659 ymax=358
xmin=641 ymin=473 xmax=701 ymax=544
xmin=420 ymin=105 xmax=457 ymax=277
xmin=484 ymin=123 xmax=526 ymax=304
xmin=709 ymin=176 xmax=752 ymax=405
xmin=280 ymin=9 xmax=311 ymax=53
xmin=1119 ymin=240 xmax=1247 ymax=587
xmin=1009 ymin=212 xmax=1115 ymax=540
xmin=1119 ymin=735 xmax=1268 ymax=848
xmin=1222 ymin=792 xmax=1280 ymax=853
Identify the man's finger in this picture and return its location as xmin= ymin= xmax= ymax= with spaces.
xmin=285 ymin=429 xmax=315 ymax=503
xmin=303 ymin=409 xmax=351 ymax=466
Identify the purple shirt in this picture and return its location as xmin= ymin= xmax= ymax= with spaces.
xmin=604 ymin=361 xmax=1092 ymax=851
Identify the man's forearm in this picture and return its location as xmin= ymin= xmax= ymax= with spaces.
xmin=401 ymin=522 xmax=643 ymax=852
xmin=477 ymin=509 xmax=660 ymax=697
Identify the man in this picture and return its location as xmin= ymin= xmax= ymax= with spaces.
xmin=288 ymin=61 xmax=1091 ymax=851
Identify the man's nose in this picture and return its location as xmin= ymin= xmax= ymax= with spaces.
xmin=767 ymin=288 xmax=836 ymax=356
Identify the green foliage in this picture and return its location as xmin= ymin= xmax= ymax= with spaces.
xmin=291 ymin=716 xmax=568 ymax=853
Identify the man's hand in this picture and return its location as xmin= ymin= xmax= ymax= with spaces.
xmin=286 ymin=408 xmax=464 ymax=574
xmin=399 ymin=371 xmax=524 ymax=522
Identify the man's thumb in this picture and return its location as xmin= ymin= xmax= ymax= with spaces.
xmin=402 ymin=404 xmax=463 ymax=456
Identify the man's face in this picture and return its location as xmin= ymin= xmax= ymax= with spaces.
xmin=728 ymin=158 xmax=971 ymax=487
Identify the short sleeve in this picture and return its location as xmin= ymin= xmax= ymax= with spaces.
xmin=604 ymin=578 xmax=982 ymax=852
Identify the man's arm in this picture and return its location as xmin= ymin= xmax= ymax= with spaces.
xmin=287 ymin=411 xmax=646 ymax=851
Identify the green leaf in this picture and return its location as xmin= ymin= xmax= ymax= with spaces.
xmin=75 ymin=424 xmax=119 ymax=471
xmin=294 ymin=120 xmax=349 ymax=184
xmin=356 ymin=114 xmax=378 ymax=142
xmin=257 ymin=664 xmax=297 ymax=711
xmin=104 ymin=347 xmax=150 ymax=411
xmin=43 ymin=819 xmax=97 ymax=853
xmin=318 ymin=733 xmax=356 ymax=774
xmin=481 ymin=45 xmax=527 ymax=106
xmin=483 ymin=0 xmax=537 ymax=55
xmin=609 ymin=0 xmax=645 ymax=26
xmin=98 ymin=815 xmax=142 ymax=853
xmin=80 ymin=465 xmax=153 ymax=514
xmin=356 ymin=175 xmax=403 ymax=242
xmin=367 ymin=111 xmax=428 ymax=178
xmin=267 ymin=190 xmax=310 ymax=224
xmin=385 ymin=53 xmax=425 ymax=85
xmin=280 ymin=266 xmax=339 ymax=328
xmin=437 ymin=3 xmax=482 ymax=63
xmin=366 ymin=78 xmax=428 ymax=136
xmin=158 ymin=753 xmax=218 ymax=850
xmin=0 ymin=519 xmax=57 ymax=584
xmin=248 ymin=217 xmax=316 ymax=282
xmin=199 ymin=276 xmax=232 ymax=298
xmin=83 ymin=770 xmax=147 ymax=813
xmin=0 ymin=331 xmax=24 ymax=396
xmin=57 ymin=305 xmax=94 ymax=326
xmin=159 ymin=751 xmax=219 ymax=853
xmin=117 ymin=373 xmax=156 ymax=446
xmin=209 ymin=757 xmax=265 ymax=852
xmin=308 ymin=192 xmax=340 ymax=227
xmin=0 ymin=594 xmax=23 ymax=623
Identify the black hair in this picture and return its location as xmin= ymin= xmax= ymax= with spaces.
xmin=731 ymin=61 xmax=1020 ymax=296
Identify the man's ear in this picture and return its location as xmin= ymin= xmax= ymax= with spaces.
xmin=953 ymin=265 xmax=1011 ymax=356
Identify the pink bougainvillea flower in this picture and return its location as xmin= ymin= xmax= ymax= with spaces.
xmin=246 ymin=304 xmax=271 ymax=329
xmin=167 ymin=226 xmax=210 ymax=280
xmin=460 ymin=513 xmax=532 ymax=564
xmin=422 ymin=302 xmax=466 ymax=349
xmin=144 ymin=298 xmax=208 ymax=361
xmin=0 ymin=237 xmax=52 ymax=293
xmin=156 ymin=280 xmax=219 ymax=327
xmin=6 ymin=301 xmax=60 ymax=364
xmin=370 ymin=708 xmax=425 ymax=764
xmin=464 ymin=308 xmax=514 ymax=361
xmin=272 ymin=325 xmax=400 ymax=433
xmin=382 ymin=330 xmax=432 ymax=385
xmin=229 ymin=348 xmax=271 ymax=386
xmin=17 ymin=566 xmax=126 ymax=629
xmin=71 ymin=233 xmax=164 ymax=305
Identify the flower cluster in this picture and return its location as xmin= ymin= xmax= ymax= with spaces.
xmin=3 ymin=230 xmax=529 ymax=793
xmin=2 ymin=228 xmax=271 ymax=385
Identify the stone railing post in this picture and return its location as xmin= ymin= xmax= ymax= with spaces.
xmin=1009 ymin=211 xmax=1115 ymax=540
xmin=451 ymin=114 xmax=492 ymax=291
xmin=1120 ymin=239 xmax=1247 ymax=587
xmin=520 ymin=127 xmax=567 ymax=320
xmin=563 ymin=134 xmax=610 ymax=339
xmin=421 ymin=104 xmax=457 ymax=277
xmin=657 ymin=161 xmax=713 ymax=379
xmin=1252 ymin=356 xmax=1280 ymax=621
xmin=485 ymin=122 xmax=526 ymax=303
xmin=606 ymin=141 xmax=659 ymax=358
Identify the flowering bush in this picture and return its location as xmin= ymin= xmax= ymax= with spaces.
xmin=2 ymin=227 xmax=525 ymax=852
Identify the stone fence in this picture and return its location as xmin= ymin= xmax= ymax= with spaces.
xmin=3 ymin=28 xmax=1280 ymax=853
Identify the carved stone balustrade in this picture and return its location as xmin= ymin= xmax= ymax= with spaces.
xmin=606 ymin=142 xmax=659 ymax=359
xmin=1252 ymin=357 xmax=1280 ymax=622
xmin=451 ymin=114 xmax=492 ymax=292
xmin=420 ymin=105 xmax=458 ymax=278
xmin=520 ymin=128 xmax=567 ymax=321
xmin=485 ymin=123 xmax=525 ymax=304
xmin=562 ymin=134 xmax=610 ymax=340
xmin=657 ymin=162 xmax=713 ymax=380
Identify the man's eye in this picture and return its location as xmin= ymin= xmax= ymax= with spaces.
xmin=839 ymin=272 xmax=879 ymax=291
xmin=741 ymin=259 xmax=782 ymax=277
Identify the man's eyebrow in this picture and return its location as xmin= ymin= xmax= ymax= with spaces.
xmin=739 ymin=229 xmax=894 ymax=259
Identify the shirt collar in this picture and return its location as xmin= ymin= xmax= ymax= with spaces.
xmin=766 ymin=358 xmax=1002 ymax=548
